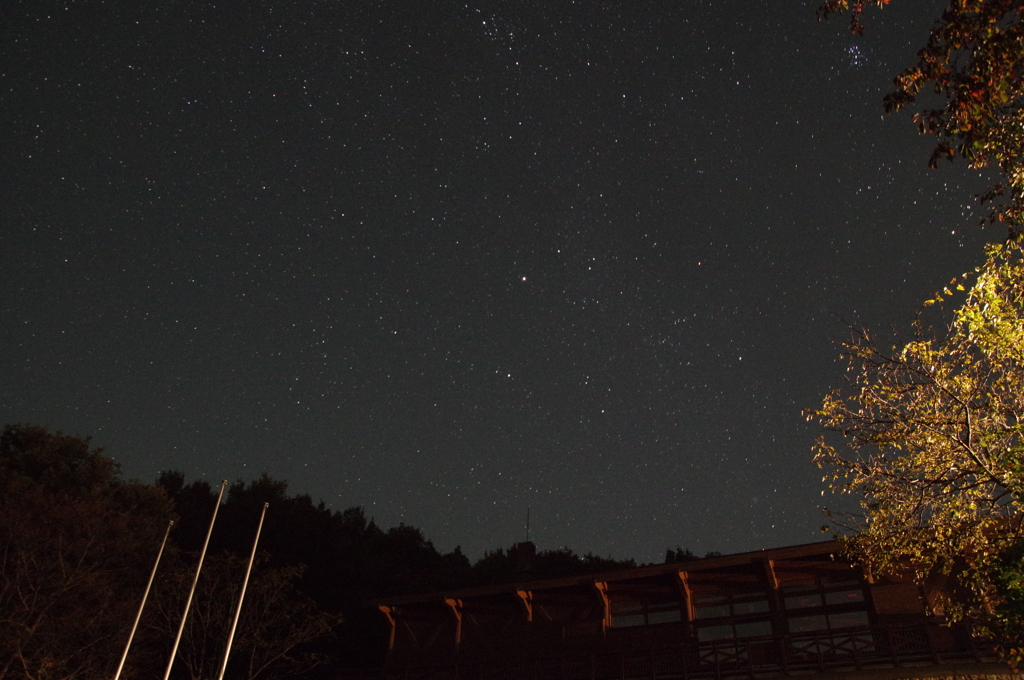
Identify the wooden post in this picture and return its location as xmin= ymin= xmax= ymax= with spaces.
xmin=593 ymin=582 xmax=611 ymax=632
xmin=379 ymin=606 xmax=397 ymax=651
xmin=445 ymin=599 xmax=463 ymax=647
xmin=516 ymin=590 xmax=533 ymax=622
xmin=675 ymin=571 xmax=695 ymax=639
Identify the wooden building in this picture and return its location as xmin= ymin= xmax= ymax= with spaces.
xmin=347 ymin=540 xmax=1007 ymax=680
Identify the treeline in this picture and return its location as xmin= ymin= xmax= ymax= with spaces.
xmin=0 ymin=425 xmax=709 ymax=680
xmin=153 ymin=471 xmax=649 ymax=673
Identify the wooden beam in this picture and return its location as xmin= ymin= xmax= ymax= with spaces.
xmin=760 ymin=559 xmax=785 ymax=639
xmin=378 ymin=606 xmax=396 ymax=651
xmin=445 ymin=598 xmax=463 ymax=646
xmin=515 ymin=590 xmax=533 ymax=622
xmin=762 ymin=559 xmax=779 ymax=589
xmin=372 ymin=541 xmax=843 ymax=608
xmin=592 ymin=581 xmax=611 ymax=631
xmin=674 ymin=571 xmax=695 ymax=623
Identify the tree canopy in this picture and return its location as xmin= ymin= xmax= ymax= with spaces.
xmin=1 ymin=426 xmax=691 ymax=679
xmin=819 ymin=1 xmax=1024 ymax=225
xmin=807 ymin=237 xmax=1024 ymax=663
xmin=0 ymin=425 xmax=174 ymax=680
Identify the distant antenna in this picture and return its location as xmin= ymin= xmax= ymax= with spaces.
xmin=526 ymin=507 xmax=530 ymax=542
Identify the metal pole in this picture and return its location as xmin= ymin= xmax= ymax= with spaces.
xmin=216 ymin=502 xmax=269 ymax=680
xmin=163 ymin=480 xmax=227 ymax=680
xmin=113 ymin=520 xmax=174 ymax=680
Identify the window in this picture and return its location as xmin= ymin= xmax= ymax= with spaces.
xmin=826 ymin=589 xmax=865 ymax=606
xmin=789 ymin=612 xmax=875 ymax=656
xmin=612 ymin=595 xmax=646 ymax=627
xmin=698 ymin=625 xmax=734 ymax=642
xmin=780 ymin=572 xmax=870 ymax=634
xmin=693 ymin=589 xmax=769 ymax=619
xmin=698 ymin=620 xmax=772 ymax=641
xmin=611 ymin=592 xmax=681 ymax=627
xmin=787 ymin=615 xmax=827 ymax=633
xmin=782 ymin=573 xmax=864 ymax=612
xmin=827 ymin=610 xmax=870 ymax=629
xmin=692 ymin=587 xmax=773 ymax=641
xmin=783 ymin=591 xmax=823 ymax=610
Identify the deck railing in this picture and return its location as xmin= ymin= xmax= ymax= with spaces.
xmin=341 ymin=625 xmax=996 ymax=680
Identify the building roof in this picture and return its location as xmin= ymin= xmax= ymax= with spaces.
xmin=375 ymin=540 xmax=846 ymax=607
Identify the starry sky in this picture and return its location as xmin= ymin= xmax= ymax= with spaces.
xmin=0 ymin=0 xmax=1004 ymax=563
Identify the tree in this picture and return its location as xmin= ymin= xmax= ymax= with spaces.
xmin=664 ymin=547 xmax=698 ymax=564
xmin=471 ymin=545 xmax=637 ymax=586
xmin=988 ymin=539 xmax=1024 ymax=664
xmin=0 ymin=425 xmax=173 ymax=680
xmin=807 ymin=237 xmax=1024 ymax=663
xmin=819 ymin=1 xmax=1024 ymax=225
xmin=147 ymin=552 xmax=337 ymax=680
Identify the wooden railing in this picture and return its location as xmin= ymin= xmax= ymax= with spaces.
xmin=341 ymin=625 xmax=996 ymax=680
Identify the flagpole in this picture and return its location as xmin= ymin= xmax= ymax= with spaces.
xmin=163 ymin=480 xmax=227 ymax=680
xmin=113 ymin=519 xmax=174 ymax=680
xmin=216 ymin=502 xmax=269 ymax=680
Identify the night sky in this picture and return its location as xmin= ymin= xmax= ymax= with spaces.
xmin=1 ymin=0 xmax=1003 ymax=563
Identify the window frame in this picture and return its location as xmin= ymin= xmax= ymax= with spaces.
xmin=691 ymin=586 xmax=774 ymax=641
xmin=610 ymin=590 xmax=683 ymax=628
xmin=779 ymin=572 xmax=872 ymax=634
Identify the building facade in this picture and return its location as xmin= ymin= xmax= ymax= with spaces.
xmin=349 ymin=540 xmax=1007 ymax=680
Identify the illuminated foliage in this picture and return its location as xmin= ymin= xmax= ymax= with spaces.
xmin=807 ymin=237 xmax=1024 ymax=662
xmin=988 ymin=539 xmax=1024 ymax=666
xmin=819 ymin=1 xmax=1024 ymax=225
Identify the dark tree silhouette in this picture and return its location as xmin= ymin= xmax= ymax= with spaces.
xmin=0 ymin=425 xmax=173 ymax=680
xmin=147 ymin=552 xmax=336 ymax=680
